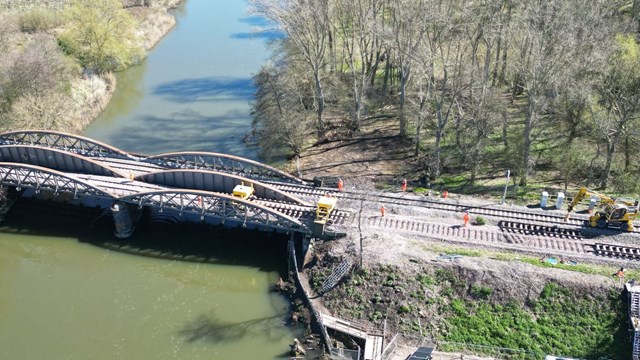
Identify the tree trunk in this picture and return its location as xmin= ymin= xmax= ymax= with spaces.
xmin=414 ymin=122 xmax=421 ymax=156
xmin=492 ymin=27 xmax=502 ymax=85
xmin=625 ymin=135 xmax=631 ymax=172
xmin=433 ymin=107 xmax=444 ymax=176
xmin=399 ymin=66 xmax=409 ymax=137
xmin=502 ymin=111 xmax=508 ymax=148
xmin=520 ymin=96 xmax=536 ymax=186
xmin=382 ymin=48 xmax=391 ymax=95
xmin=600 ymin=132 xmax=621 ymax=189
xmin=313 ymin=70 xmax=325 ymax=135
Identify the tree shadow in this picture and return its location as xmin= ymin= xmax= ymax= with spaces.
xmin=152 ymin=77 xmax=254 ymax=103
xmin=105 ymin=110 xmax=257 ymax=156
xmin=179 ymin=311 xmax=289 ymax=345
xmin=231 ymin=29 xmax=285 ymax=40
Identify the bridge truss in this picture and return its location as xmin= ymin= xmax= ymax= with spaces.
xmin=145 ymin=152 xmax=307 ymax=184
xmin=0 ymin=130 xmax=133 ymax=159
xmin=0 ymin=162 xmax=115 ymax=199
xmin=119 ymin=190 xmax=308 ymax=234
xmin=0 ymin=130 xmax=308 ymax=185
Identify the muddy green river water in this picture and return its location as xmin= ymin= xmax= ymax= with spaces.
xmin=0 ymin=1 xmax=300 ymax=359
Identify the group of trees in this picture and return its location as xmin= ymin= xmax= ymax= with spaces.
xmin=0 ymin=0 xmax=143 ymax=131
xmin=250 ymin=0 xmax=640 ymax=192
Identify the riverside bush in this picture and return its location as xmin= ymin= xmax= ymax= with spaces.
xmin=19 ymin=9 xmax=64 ymax=32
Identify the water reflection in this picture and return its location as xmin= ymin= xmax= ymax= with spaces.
xmin=98 ymin=62 xmax=147 ymax=122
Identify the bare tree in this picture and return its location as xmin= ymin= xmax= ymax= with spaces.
xmin=593 ymin=34 xmax=640 ymax=188
xmin=331 ymin=0 xmax=384 ymax=134
xmin=251 ymin=0 xmax=331 ymax=136
xmin=1 ymin=34 xmax=77 ymax=113
xmin=506 ymin=0 xmax=615 ymax=186
xmin=252 ymin=61 xmax=314 ymax=160
xmin=384 ymin=0 xmax=426 ymax=138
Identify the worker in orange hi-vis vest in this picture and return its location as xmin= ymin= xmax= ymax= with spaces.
xmin=337 ymin=178 xmax=344 ymax=191
xmin=380 ymin=205 xmax=385 ymax=217
xmin=401 ymin=178 xmax=407 ymax=192
xmin=442 ymin=190 xmax=449 ymax=199
xmin=463 ymin=212 xmax=470 ymax=227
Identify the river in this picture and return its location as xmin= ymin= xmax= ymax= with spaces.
xmin=0 ymin=1 xmax=302 ymax=359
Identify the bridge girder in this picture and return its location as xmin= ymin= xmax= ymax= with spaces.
xmin=118 ymin=189 xmax=309 ymax=234
xmin=134 ymin=169 xmax=310 ymax=206
xmin=145 ymin=152 xmax=306 ymax=185
xmin=0 ymin=130 xmax=132 ymax=159
xmin=0 ymin=162 xmax=115 ymax=199
xmin=0 ymin=130 xmax=307 ymax=184
xmin=0 ymin=145 xmax=126 ymax=178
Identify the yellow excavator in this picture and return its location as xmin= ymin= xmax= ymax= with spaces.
xmin=566 ymin=187 xmax=639 ymax=231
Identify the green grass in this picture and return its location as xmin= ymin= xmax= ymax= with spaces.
xmin=441 ymin=284 xmax=630 ymax=359
xmin=417 ymin=242 xmax=639 ymax=280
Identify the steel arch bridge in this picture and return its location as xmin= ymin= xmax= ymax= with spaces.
xmin=0 ymin=130 xmax=307 ymax=184
xmin=0 ymin=162 xmax=115 ymax=199
xmin=0 ymin=145 xmax=127 ymax=178
xmin=0 ymin=130 xmax=133 ymax=159
xmin=118 ymin=189 xmax=307 ymax=233
xmin=0 ymin=163 xmax=314 ymax=235
xmin=144 ymin=152 xmax=306 ymax=184
xmin=134 ymin=169 xmax=310 ymax=206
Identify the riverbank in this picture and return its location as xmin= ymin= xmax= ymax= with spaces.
xmin=0 ymin=0 xmax=183 ymax=134
xmin=303 ymin=239 xmax=630 ymax=359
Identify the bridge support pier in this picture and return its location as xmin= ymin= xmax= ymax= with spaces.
xmin=288 ymin=232 xmax=312 ymax=272
xmin=111 ymin=201 xmax=136 ymax=238
xmin=301 ymin=236 xmax=314 ymax=268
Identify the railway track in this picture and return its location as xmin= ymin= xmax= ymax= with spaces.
xmin=592 ymin=243 xmax=640 ymax=261
xmin=497 ymin=220 xmax=584 ymax=240
xmin=275 ymin=183 xmax=640 ymax=236
xmin=358 ymin=213 xmax=589 ymax=255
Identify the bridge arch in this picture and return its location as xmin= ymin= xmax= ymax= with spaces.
xmin=0 ymin=145 xmax=127 ymax=178
xmin=0 ymin=130 xmax=132 ymax=159
xmin=117 ymin=189 xmax=308 ymax=233
xmin=144 ymin=152 xmax=306 ymax=184
xmin=134 ymin=169 xmax=310 ymax=206
xmin=0 ymin=162 xmax=116 ymax=199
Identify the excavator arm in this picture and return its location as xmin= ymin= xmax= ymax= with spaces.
xmin=567 ymin=187 xmax=588 ymax=213
xmin=566 ymin=187 xmax=614 ymax=214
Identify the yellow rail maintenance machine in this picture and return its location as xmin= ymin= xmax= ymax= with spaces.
xmin=232 ymin=182 xmax=255 ymax=201
xmin=315 ymin=194 xmax=337 ymax=223
xmin=566 ymin=186 xmax=639 ymax=231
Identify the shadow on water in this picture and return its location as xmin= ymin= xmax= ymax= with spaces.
xmin=0 ymin=197 xmax=290 ymax=274
xmin=179 ymin=311 xmax=289 ymax=345
xmin=152 ymin=77 xmax=254 ymax=103
xmin=230 ymin=30 xmax=285 ymax=40
xmin=106 ymin=110 xmax=255 ymax=155
xmin=238 ymin=16 xmax=271 ymax=26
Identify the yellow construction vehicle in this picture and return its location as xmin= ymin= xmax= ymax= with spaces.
xmin=315 ymin=194 xmax=337 ymax=224
xmin=566 ymin=187 xmax=639 ymax=231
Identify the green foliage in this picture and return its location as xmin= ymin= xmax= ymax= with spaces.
xmin=58 ymin=0 xmax=143 ymax=73
xmin=416 ymin=273 xmax=434 ymax=287
xmin=441 ymin=286 xmax=629 ymax=359
xmin=474 ymin=216 xmax=486 ymax=226
xmin=397 ymin=304 xmax=411 ymax=315
xmin=19 ymin=9 xmax=64 ymax=33
xmin=470 ymin=284 xmax=492 ymax=299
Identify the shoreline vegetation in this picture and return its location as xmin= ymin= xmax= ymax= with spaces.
xmin=0 ymin=0 xmax=183 ymax=134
